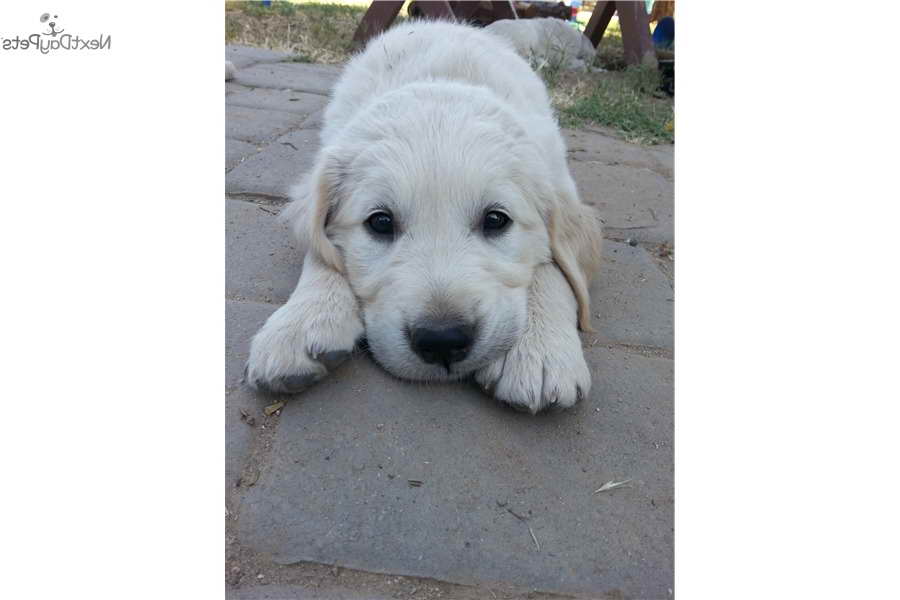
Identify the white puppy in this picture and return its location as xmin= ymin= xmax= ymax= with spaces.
xmin=245 ymin=21 xmax=603 ymax=413
xmin=486 ymin=17 xmax=598 ymax=72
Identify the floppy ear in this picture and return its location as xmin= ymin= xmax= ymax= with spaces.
xmin=548 ymin=201 xmax=604 ymax=332
xmin=280 ymin=152 xmax=346 ymax=274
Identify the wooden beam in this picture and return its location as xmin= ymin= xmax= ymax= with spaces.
xmin=351 ymin=0 xmax=405 ymax=51
xmin=583 ymin=1 xmax=617 ymax=48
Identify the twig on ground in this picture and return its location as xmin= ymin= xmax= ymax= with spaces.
xmin=506 ymin=507 xmax=528 ymax=521
xmin=505 ymin=507 xmax=540 ymax=551
xmin=593 ymin=479 xmax=633 ymax=494
xmin=528 ymin=525 xmax=540 ymax=551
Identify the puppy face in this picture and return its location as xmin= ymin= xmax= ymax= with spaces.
xmin=317 ymin=85 xmax=554 ymax=381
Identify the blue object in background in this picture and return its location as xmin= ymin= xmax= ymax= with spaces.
xmin=652 ymin=16 xmax=674 ymax=49
xmin=261 ymin=0 xmax=272 ymax=6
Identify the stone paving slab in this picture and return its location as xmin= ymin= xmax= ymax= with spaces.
xmin=226 ymin=105 xmax=311 ymax=146
xmin=226 ymin=386 xmax=262 ymax=501
xmin=232 ymin=62 xmax=343 ymax=96
xmin=569 ymin=160 xmax=673 ymax=244
xmin=237 ymin=346 xmax=672 ymax=598
xmin=226 ymin=87 xmax=329 ymax=117
xmin=227 ymin=45 xmax=291 ymax=70
xmin=227 ymin=139 xmax=261 ymax=172
xmin=590 ymin=241 xmax=673 ymax=350
xmin=227 ymin=584 xmax=396 ymax=600
xmin=226 ymin=81 xmax=247 ymax=97
xmin=563 ymin=129 xmax=673 ymax=181
xmin=226 ymin=199 xmax=303 ymax=303
xmin=226 ymin=129 xmax=321 ymax=199
xmin=645 ymin=145 xmax=674 ymax=181
xmin=226 ymin=300 xmax=279 ymax=500
xmin=227 ymin=299 xmax=280 ymax=390
xmin=299 ymin=107 xmax=326 ymax=131
xmin=562 ymin=128 xmax=673 ymax=245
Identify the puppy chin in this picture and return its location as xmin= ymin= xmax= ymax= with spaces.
xmin=366 ymin=340 xmax=507 ymax=383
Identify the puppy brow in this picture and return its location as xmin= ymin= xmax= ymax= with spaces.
xmin=366 ymin=202 xmax=395 ymax=221
xmin=484 ymin=201 xmax=509 ymax=213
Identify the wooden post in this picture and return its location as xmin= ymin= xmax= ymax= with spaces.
xmin=351 ymin=0 xmax=405 ymax=51
xmin=616 ymin=1 xmax=655 ymax=65
xmin=584 ymin=1 xmax=655 ymax=66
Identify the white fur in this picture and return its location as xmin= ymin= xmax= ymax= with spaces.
xmin=245 ymin=252 xmax=363 ymax=394
xmin=485 ymin=18 xmax=598 ymax=72
xmin=246 ymin=21 xmax=603 ymax=413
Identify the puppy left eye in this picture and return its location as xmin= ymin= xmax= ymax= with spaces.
xmin=483 ymin=210 xmax=511 ymax=233
xmin=366 ymin=211 xmax=394 ymax=236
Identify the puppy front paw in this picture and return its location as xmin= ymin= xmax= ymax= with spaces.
xmin=475 ymin=331 xmax=590 ymax=414
xmin=245 ymin=303 xmax=363 ymax=395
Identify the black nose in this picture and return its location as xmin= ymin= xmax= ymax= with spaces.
xmin=410 ymin=325 xmax=474 ymax=368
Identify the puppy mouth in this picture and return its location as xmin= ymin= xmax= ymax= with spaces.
xmin=363 ymin=335 xmax=499 ymax=381
xmin=362 ymin=312 xmax=523 ymax=382
xmin=411 ymin=335 xmax=515 ymax=380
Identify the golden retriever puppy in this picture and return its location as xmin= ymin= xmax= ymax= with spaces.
xmin=245 ymin=21 xmax=602 ymax=413
xmin=486 ymin=17 xmax=598 ymax=72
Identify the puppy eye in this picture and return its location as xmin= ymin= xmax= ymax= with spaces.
xmin=483 ymin=210 xmax=511 ymax=233
xmin=366 ymin=211 xmax=394 ymax=236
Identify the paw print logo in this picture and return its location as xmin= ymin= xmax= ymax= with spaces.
xmin=40 ymin=13 xmax=64 ymax=37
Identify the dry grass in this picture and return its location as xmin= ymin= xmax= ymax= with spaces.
xmin=593 ymin=19 xmax=628 ymax=71
xmin=225 ymin=1 xmax=369 ymax=64
xmin=224 ymin=2 xmax=673 ymax=144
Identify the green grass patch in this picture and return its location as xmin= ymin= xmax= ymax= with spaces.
xmin=552 ymin=65 xmax=673 ymax=145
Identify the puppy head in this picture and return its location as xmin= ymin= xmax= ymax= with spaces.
xmin=297 ymin=83 xmax=586 ymax=381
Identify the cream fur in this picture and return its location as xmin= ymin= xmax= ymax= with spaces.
xmin=245 ymin=21 xmax=603 ymax=413
xmin=485 ymin=17 xmax=598 ymax=72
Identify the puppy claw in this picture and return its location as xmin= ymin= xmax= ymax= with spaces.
xmin=475 ymin=336 xmax=590 ymax=414
xmin=317 ymin=350 xmax=351 ymax=370
xmin=245 ymin=301 xmax=363 ymax=396
xmin=248 ymin=349 xmax=352 ymax=394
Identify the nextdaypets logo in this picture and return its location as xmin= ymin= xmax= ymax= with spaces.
xmin=1 ymin=12 xmax=111 ymax=54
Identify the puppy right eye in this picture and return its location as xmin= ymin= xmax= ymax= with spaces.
xmin=366 ymin=211 xmax=394 ymax=236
